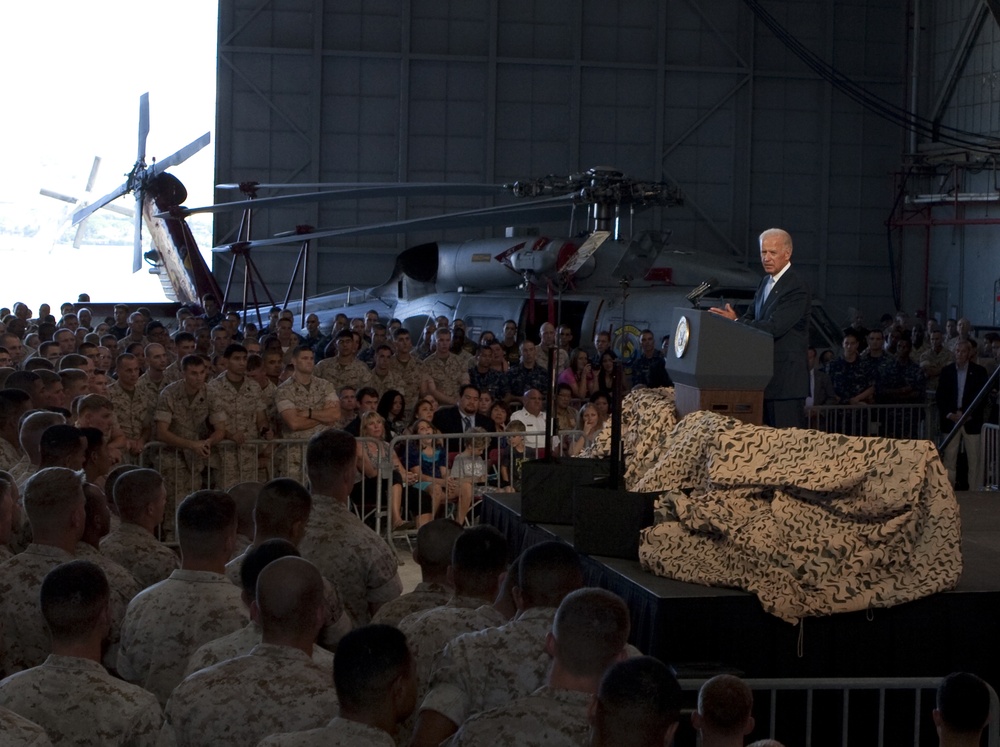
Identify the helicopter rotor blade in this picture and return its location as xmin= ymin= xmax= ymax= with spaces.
xmin=146 ymin=132 xmax=211 ymax=179
xmin=163 ymin=182 xmax=510 ymax=218
xmin=137 ymin=93 xmax=149 ymax=164
xmin=133 ymin=195 xmax=144 ymax=273
xmin=215 ymin=181 xmax=508 ymax=191
xmin=71 ymin=181 xmax=129 ymax=225
xmin=212 ymin=194 xmax=579 ymax=253
xmin=84 ymin=156 xmax=102 ymax=193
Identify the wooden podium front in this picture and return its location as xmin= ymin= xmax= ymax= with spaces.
xmin=673 ymin=383 xmax=764 ymax=426
xmin=666 ymin=309 xmax=773 ymax=426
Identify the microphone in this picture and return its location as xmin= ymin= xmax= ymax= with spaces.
xmin=686 ymin=277 xmax=718 ymax=306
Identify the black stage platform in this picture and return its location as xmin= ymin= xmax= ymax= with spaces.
xmin=482 ymin=492 xmax=1000 ymax=687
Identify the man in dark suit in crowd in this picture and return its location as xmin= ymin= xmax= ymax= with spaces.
xmin=709 ymin=228 xmax=811 ymax=428
xmin=432 ymin=384 xmax=495 ymax=453
xmin=936 ymin=339 xmax=990 ymax=489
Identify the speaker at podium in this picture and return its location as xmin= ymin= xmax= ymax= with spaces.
xmin=665 ymin=308 xmax=773 ymax=425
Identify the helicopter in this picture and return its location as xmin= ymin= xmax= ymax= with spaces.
xmin=68 ymin=94 xmax=841 ymax=353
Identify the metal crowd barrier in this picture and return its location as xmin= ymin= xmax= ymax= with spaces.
xmin=807 ymin=403 xmax=939 ymax=441
xmin=983 ymin=424 xmax=1000 ymax=491
xmin=678 ymin=676 xmax=999 ymax=747
xmin=139 ymin=428 xmax=566 ymax=546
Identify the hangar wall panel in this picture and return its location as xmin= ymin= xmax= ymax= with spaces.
xmin=216 ymin=0 xmax=908 ymax=326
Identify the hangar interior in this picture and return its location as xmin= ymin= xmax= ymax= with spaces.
xmin=213 ymin=0 xmax=1000 ymax=331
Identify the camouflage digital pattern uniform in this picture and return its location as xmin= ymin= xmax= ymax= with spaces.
xmin=107 ymin=381 xmax=156 ymax=453
xmin=153 ymin=381 xmax=225 ymax=533
xmin=467 ymin=366 xmax=503 ymax=400
xmin=370 ymin=581 xmax=452 ymax=628
xmin=100 ymin=522 xmax=179 ymax=591
xmin=447 ymin=686 xmax=591 ymax=747
xmin=161 ymin=643 xmax=337 ymax=747
xmin=0 ymin=705 xmax=52 ymax=746
xmin=74 ymin=542 xmax=140 ymax=668
xmin=207 ymin=374 xmax=266 ymax=488
xmin=0 ymin=544 xmax=74 ymax=676
xmin=297 ymin=496 xmax=402 ymax=626
xmin=419 ymin=353 xmax=468 ymax=403
xmin=314 ymin=357 xmax=373 ymax=393
xmin=259 ymin=717 xmax=394 ymax=747
xmin=183 ymin=621 xmax=334 ymax=677
xmin=388 ymin=357 xmax=424 ymax=415
xmin=274 ymin=376 xmax=339 ymax=481
xmin=396 ymin=597 xmax=507 ymax=744
xmin=421 ymin=606 xmax=557 ymax=727
xmin=500 ymin=364 xmax=549 ymax=402
xmin=0 ymin=544 xmax=13 ymax=563
xmin=117 ymin=569 xmax=248 ymax=707
xmin=225 ymin=548 xmax=351 ymax=649
xmin=0 ymin=654 xmax=162 ymax=747
xmin=0 ymin=438 xmax=24 ymax=472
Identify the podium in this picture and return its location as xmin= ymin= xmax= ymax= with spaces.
xmin=664 ymin=308 xmax=773 ymax=425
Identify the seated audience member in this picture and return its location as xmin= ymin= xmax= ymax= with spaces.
xmin=499 ymin=420 xmax=534 ymax=491
xmin=187 ymin=538 xmax=335 ymax=674
xmin=372 ymin=519 xmax=463 ymax=628
xmin=259 ymin=624 xmax=418 ymax=746
xmin=449 ymin=588 xmax=631 ymax=747
xmin=413 ymin=540 xmax=584 ymax=746
xmin=447 ymin=427 xmax=491 ymax=524
xmin=0 ymin=470 xmax=21 ymax=561
xmin=162 ymin=556 xmax=337 ymax=746
xmin=691 ymin=674 xmax=755 ymax=747
xmin=0 ymin=561 xmax=162 ymax=745
xmin=228 ymin=479 xmax=352 ymax=650
xmin=933 ymin=671 xmax=992 ymax=747
xmin=100 ymin=469 xmax=178 ymax=590
xmin=12 ymin=411 xmax=65 ymax=488
xmin=0 ymin=389 xmax=32 ymax=471
xmin=117 ymin=490 xmax=248 ymax=706
xmin=298 ymin=429 xmax=402 ymax=626
xmin=588 ymin=656 xmax=682 ymax=747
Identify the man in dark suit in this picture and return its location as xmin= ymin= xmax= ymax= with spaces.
xmin=936 ymin=339 xmax=990 ymax=488
xmin=709 ymin=228 xmax=811 ymax=428
xmin=432 ymin=384 xmax=495 ymax=453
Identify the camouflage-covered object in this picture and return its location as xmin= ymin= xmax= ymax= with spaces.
xmin=604 ymin=394 xmax=963 ymax=623
xmin=0 ymin=705 xmax=52 ymax=746
xmin=0 ymin=654 xmax=162 ymax=746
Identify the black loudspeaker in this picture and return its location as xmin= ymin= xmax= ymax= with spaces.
xmin=521 ymin=458 xmax=611 ymax=525
xmin=572 ymin=483 xmax=657 ymax=560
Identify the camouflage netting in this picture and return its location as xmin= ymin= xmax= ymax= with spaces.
xmin=582 ymin=389 xmax=962 ymax=623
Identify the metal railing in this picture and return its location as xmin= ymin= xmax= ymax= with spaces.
xmin=807 ymin=403 xmax=939 ymax=441
xmin=139 ymin=427 xmax=566 ymax=545
xmin=984 ymin=424 xmax=1000 ymax=490
xmin=678 ymin=676 xmax=999 ymax=747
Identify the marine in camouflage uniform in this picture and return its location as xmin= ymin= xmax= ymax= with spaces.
xmin=419 ymin=349 xmax=469 ymax=406
xmin=448 ymin=686 xmax=591 ymax=747
xmin=0 ymin=654 xmax=162 ymax=747
xmin=100 ymin=522 xmax=179 ymax=591
xmin=0 ymin=544 xmax=74 ymax=675
xmin=207 ymin=369 xmax=267 ymax=488
xmin=297 ymin=496 xmax=402 ymax=626
xmin=314 ymin=356 xmax=373 ymax=394
xmin=370 ymin=581 xmax=452 ymax=628
xmin=183 ymin=621 xmax=334 ymax=677
xmin=259 ymin=717 xmax=395 ymax=747
xmin=0 ymin=705 xmax=52 ymax=746
xmin=274 ymin=372 xmax=339 ymax=482
xmin=161 ymin=643 xmax=338 ymax=747
xmin=117 ymin=569 xmax=248 ymax=707
xmin=501 ymin=362 xmax=549 ymax=403
xmin=74 ymin=541 xmax=140 ymax=667
xmin=420 ymin=606 xmax=559 ymax=730
xmin=153 ymin=375 xmax=225 ymax=536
